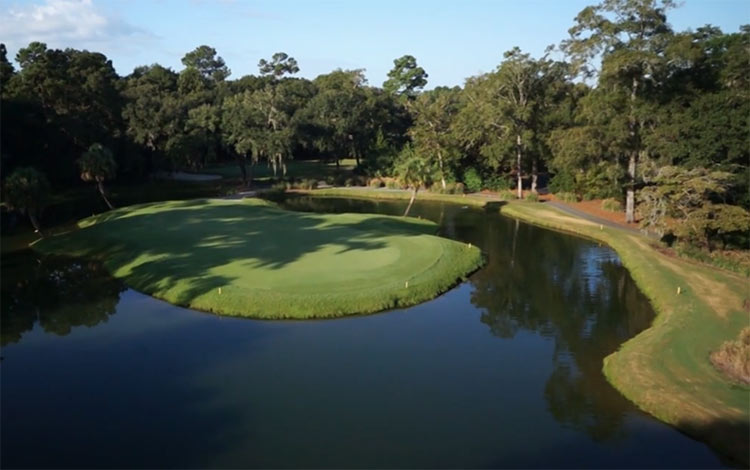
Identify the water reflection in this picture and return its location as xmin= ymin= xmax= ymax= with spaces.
xmin=281 ymin=196 xmax=656 ymax=442
xmin=1 ymin=251 xmax=124 ymax=345
xmin=1 ymin=197 xmax=724 ymax=468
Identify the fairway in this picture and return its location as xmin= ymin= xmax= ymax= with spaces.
xmin=33 ymin=199 xmax=483 ymax=318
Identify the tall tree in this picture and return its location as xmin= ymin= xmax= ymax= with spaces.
xmin=409 ymin=87 xmax=461 ymax=189
xmin=258 ymin=52 xmax=300 ymax=78
xmin=456 ymin=48 xmax=563 ymax=197
xmin=383 ymin=55 xmax=428 ymax=98
xmin=181 ymin=45 xmax=230 ymax=82
xmin=563 ymin=0 xmax=676 ymax=222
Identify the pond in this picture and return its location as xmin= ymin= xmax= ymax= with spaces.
xmin=0 ymin=197 xmax=728 ymax=468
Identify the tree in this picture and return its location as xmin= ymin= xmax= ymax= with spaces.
xmin=456 ymin=48 xmax=564 ymax=197
xmin=78 ymin=143 xmax=117 ymax=209
xmin=638 ymin=166 xmax=749 ymax=250
xmin=181 ymin=45 xmax=230 ymax=82
xmin=395 ymin=145 xmax=433 ymax=216
xmin=3 ymin=167 xmax=50 ymax=233
xmin=383 ymin=55 xmax=428 ymax=98
xmin=563 ymin=0 xmax=676 ymax=222
xmin=301 ymin=69 xmax=374 ymax=168
xmin=409 ymin=87 xmax=461 ymax=189
xmin=258 ymin=52 xmax=299 ymax=78
xmin=0 ymin=43 xmax=15 ymax=96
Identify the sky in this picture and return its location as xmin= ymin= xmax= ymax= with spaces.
xmin=2 ymin=0 xmax=748 ymax=88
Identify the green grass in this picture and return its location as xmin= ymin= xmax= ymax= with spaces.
xmin=32 ymin=198 xmax=483 ymax=319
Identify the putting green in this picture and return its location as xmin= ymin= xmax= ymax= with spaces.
xmin=33 ymin=199 xmax=483 ymax=318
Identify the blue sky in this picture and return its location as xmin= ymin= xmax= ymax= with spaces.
xmin=2 ymin=0 xmax=748 ymax=87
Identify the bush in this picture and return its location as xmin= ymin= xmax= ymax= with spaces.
xmin=344 ymin=178 xmax=354 ymax=187
xmin=549 ymin=171 xmax=576 ymax=193
xmin=556 ymin=192 xmax=578 ymax=203
xmin=526 ymin=192 xmax=539 ymax=202
xmin=484 ymin=174 xmax=511 ymax=191
xmin=463 ymin=168 xmax=482 ymax=193
xmin=369 ymin=178 xmax=384 ymax=188
xmin=601 ymin=198 xmax=622 ymax=212
xmin=498 ymin=190 xmax=516 ymax=201
xmin=710 ymin=327 xmax=750 ymax=385
xmin=430 ymin=182 xmax=464 ymax=194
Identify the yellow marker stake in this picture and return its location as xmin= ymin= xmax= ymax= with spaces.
xmin=405 ymin=281 xmax=409 ymax=288
xmin=218 ymin=287 xmax=222 ymax=295
xmin=677 ymin=286 xmax=681 ymax=295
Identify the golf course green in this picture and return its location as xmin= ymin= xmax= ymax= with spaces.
xmin=33 ymin=198 xmax=483 ymax=318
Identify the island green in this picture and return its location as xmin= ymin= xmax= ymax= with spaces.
xmin=32 ymin=198 xmax=483 ymax=319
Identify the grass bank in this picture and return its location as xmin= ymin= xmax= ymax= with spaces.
xmin=300 ymin=188 xmax=749 ymax=465
xmin=32 ymin=198 xmax=483 ymax=319
xmin=500 ymin=202 xmax=749 ymax=467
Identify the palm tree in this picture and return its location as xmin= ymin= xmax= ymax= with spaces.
xmin=396 ymin=146 xmax=433 ymax=217
xmin=78 ymin=143 xmax=117 ymax=209
xmin=3 ymin=167 xmax=50 ymax=234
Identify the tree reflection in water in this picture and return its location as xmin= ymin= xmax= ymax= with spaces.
xmin=1 ymin=251 xmax=124 ymax=345
xmin=468 ymin=213 xmax=655 ymax=441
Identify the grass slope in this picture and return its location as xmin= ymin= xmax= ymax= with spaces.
xmin=32 ymin=198 xmax=483 ymax=319
xmin=500 ymin=202 xmax=749 ymax=466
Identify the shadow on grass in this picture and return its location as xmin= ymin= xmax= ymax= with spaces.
xmin=34 ymin=199 xmax=438 ymax=307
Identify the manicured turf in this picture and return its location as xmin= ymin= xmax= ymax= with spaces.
xmin=32 ymin=198 xmax=483 ymax=319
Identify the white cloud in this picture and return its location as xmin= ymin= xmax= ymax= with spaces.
xmin=1 ymin=0 xmax=156 ymax=58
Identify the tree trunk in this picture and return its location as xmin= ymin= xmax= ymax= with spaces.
xmin=403 ymin=187 xmax=418 ymax=217
xmin=625 ymin=152 xmax=636 ymax=223
xmin=98 ymin=182 xmax=115 ymax=210
xmin=237 ymin=156 xmax=248 ymax=186
xmin=271 ymin=159 xmax=277 ymax=177
xmin=247 ymin=162 xmax=254 ymax=188
xmin=531 ymin=157 xmax=538 ymax=193
xmin=626 ymin=75 xmax=639 ymax=224
xmin=516 ymin=134 xmax=523 ymax=199
xmin=438 ymin=151 xmax=446 ymax=189
xmin=28 ymin=212 xmax=43 ymax=236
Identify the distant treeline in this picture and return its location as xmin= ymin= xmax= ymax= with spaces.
xmin=1 ymin=0 xmax=748 ymax=250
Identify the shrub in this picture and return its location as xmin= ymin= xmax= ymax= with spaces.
xmin=601 ymin=198 xmax=622 ymax=212
xmin=430 ymin=182 xmax=464 ymax=194
xmin=556 ymin=192 xmax=578 ymax=203
xmin=484 ymin=174 xmax=511 ymax=191
xmin=710 ymin=327 xmax=750 ymax=385
xmin=369 ymin=177 xmax=384 ymax=188
xmin=549 ymin=171 xmax=576 ymax=193
xmin=344 ymin=178 xmax=354 ymax=187
xmin=498 ymin=190 xmax=516 ymax=201
xmin=463 ymin=168 xmax=482 ymax=193
xmin=526 ymin=192 xmax=539 ymax=202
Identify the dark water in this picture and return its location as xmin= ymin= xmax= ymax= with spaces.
xmin=0 ymin=197 xmax=726 ymax=468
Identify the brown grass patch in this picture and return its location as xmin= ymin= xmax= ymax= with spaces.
xmin=710 ymin=328 xmax=750 ymax=385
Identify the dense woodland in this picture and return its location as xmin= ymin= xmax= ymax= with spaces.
xmin=1 ymin=0 xmax=748 ymax=254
